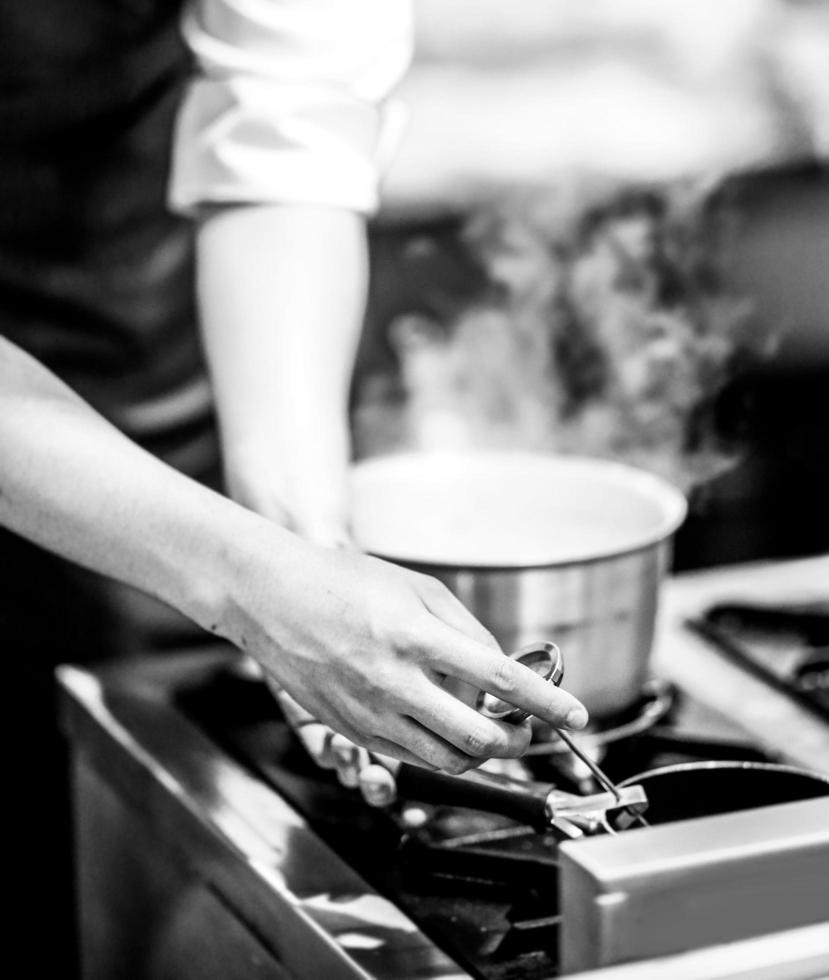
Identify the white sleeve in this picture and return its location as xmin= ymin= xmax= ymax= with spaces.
xmin=169 ymin=0 xmax=413 ymax=215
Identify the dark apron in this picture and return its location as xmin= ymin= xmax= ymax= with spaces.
xmin=0 ymin=0 xmax=219 ymax=662
xmin=0 ymin=4 xmax=220 ymax=970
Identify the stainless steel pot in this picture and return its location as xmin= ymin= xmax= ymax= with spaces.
xmin=350 ymin=451 xmax=687 ymax=718
xmin=615 ymin=761 xmax=829 ymax=826
xmin=392 ymin=760 xmax=829 ymax=836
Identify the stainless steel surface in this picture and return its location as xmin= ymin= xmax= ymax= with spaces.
xmin=351 ymin=451 xmax=686 ymax=717
xmin=614 ymin=761 xmax=829 ymax=826
xmin=544 ymin=784 xmax=649 ymax=839
xmin=445 ymin=547 xmax=667 ymax=718
xmin=569 ymin=923 xmax=829 ymax=980
xmin=559 ymin=796 xmax=829 ymax=973
xmin=652 ymin=556 xmax=829 ymax=771
xmin=59 ymin=652 xmax=470 ymax=980
xmin=57 ymin=558 xmax=829 ymax=980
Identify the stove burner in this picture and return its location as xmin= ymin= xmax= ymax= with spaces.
xmin=174 ymin=662 xmax=787 ymax=980
xmin=525 ymin=678 xmax=675 ymax=756
xmin=520 ymin=679 xmax=675 ymax=792
xmin=688 ymin=600 xmax=829 ymax=721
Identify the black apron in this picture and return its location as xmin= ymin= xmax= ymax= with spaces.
xmin=0 ymin=0 xmax=219 ymax=660
xmin=0 ymin=4 xmax=219 ymax=971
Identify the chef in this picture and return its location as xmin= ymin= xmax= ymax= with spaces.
xmin=0 ymin=0 xmax=587 ymax=973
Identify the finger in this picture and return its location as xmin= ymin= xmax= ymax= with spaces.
xmin=368 ymin=715 xmax=483 ymax=776
xmin=275 ymin=690 xmax=337 ymax=767
xmin=293 ymin=721 xmax=337 ymax=768
xmin=422 ymin=623 xmax=589 ymax=730
xmin=330 ymin=734 xmax=370 ymax=788
xmin=414 ymin=576 xmax=502 ymax=652
xmin=407 ymin=681 xmax=533 ymax=760
xmin=236 ymin=654 xmax=266 ymax=681
xmin=361 ymin=735 xmax=437 ymax=771
xmin=359 ymin=764 xmax=397 ymax=808
xmin=276 ymin=688 xmax=316 ymax=726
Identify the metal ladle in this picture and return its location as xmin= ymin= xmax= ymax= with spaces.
xmin=477 ymin=642 xmax=650 ymax=829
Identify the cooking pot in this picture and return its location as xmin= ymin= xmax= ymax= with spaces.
xmin=393 ymin=760 xmax=829 ymax=836
xmin=615 ymin=760 xmax=829 ymax=827
xmin=350 ymin=451 xmax=686 ymax=717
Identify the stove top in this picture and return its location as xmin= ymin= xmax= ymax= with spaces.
xmin=174 ymin=664 xmax=795 ymax=980
xmin=687 ymin=599 xmax=829 ymax=721
xmin=58 ymin=558 xmax=829 ymax=980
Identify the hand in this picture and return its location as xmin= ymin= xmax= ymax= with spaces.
xmin=274 ymin=685 xmax=399 ymax=807
xmin=216 ymin=524 xmax=588 ymax=779
xmin=226 ymin=450 xmax=389 ymax=799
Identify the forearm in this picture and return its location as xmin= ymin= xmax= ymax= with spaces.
xmin=0 ymin=340 xmax=589 ymax=773
xmin=195 ymin=204 xmax=368 ymax=534
xmin=0 ymin=336 xmax=276 ymax=633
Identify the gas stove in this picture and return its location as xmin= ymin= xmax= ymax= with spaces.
xmin=59 ymin=558 xmax=829 ymax=980
xmin=174 ymin=655 xmax=829 ymax=979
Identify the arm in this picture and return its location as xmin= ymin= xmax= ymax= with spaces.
xmin=167 ymin=0 xmax=415 ymax=793
xmin=195 ymin=204 xmax=366 ymax=547
xmin=0 ymin=336 xmax=587 ymax=768
xmin=170 ymin=0 xmax=413 ymax=544
xmin=0 ymin=336 xmax=237 ymax=625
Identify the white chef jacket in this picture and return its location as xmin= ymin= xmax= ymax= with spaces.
xmin=169 ymin=0 xmax=413 ymax=216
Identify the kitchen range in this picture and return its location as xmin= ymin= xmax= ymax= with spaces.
xmin=59 ymin=556 xmax=829 ymax=980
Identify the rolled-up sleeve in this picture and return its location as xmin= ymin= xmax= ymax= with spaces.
xmin=169 ymin=0 xmax=413 ymax=215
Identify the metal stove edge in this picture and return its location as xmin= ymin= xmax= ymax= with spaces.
xmin=58 ymin=646 xmax=829 ymax=980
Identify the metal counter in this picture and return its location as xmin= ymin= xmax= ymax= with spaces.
xmin=59 ymin=557 xmax=829 ymax=980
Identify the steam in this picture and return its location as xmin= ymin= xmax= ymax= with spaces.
xmin=355 ymin=178 xmax=782 ymax=492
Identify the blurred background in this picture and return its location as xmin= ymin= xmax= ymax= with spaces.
xmin=351 ymin=0 xmax=829 ymax=571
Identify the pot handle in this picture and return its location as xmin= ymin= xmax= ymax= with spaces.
xmin=396 ymin=763 xmax=554 ymax=829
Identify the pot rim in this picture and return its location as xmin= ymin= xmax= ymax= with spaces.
xmin=351 ymin=450 xmax=688 ymax=569
xmin=388 ymin=538 xmax=666 ymax=573
xmin=619 ymin=760 xmax=829 ymax=787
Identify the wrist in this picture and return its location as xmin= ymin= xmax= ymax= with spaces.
xmin=161 ymin=488 xmax=265 ymax=634
xmin=176 ymin=494 xmax=303 ymax=653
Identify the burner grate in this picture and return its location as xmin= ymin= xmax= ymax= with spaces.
xmin=175 ymin=663 xmax=781 ymax=980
